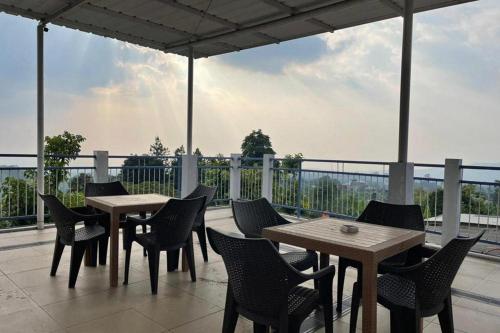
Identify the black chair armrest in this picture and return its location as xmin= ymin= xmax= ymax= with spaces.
xmin=297 ymin=265 xmax=335 ymax=281
xmin=417 ymin=245 xmax=438 ymax=258
xmin=70 ymin=206 xmax=96 ymax=215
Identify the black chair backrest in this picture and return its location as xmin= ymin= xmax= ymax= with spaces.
xmin=357 ymin=200 xmax=424 ymax=231
xmin=39 ymin=193 xmax=78 ymax=244
xmin=85 ymin=181 xmax=129 ymax=197
xmin=232 ymin=198 xmax=288 ymax=238
xmin=148 ymin=197 xmax=206 ymax=248
xmin=418 ymin=231 xmax=484 ymax=310
xmin=184 ymin=185 xmax=217 ymax=226
xmin=207 ymin=227 xmax=302 ymax=317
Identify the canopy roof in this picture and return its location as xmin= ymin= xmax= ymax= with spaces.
xmin=0 ymin=0 xmax=474 ymax=58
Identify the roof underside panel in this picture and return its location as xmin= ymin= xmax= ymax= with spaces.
xmin=0 ymin=0 xmax=476 ymax=58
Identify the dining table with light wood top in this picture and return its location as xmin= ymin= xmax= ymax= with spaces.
xmin=262 ymin=217 xmax=425 ymax=333
xmin=85 ymin=193 xmax=173 ymax=287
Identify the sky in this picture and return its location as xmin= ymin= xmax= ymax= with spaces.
xmin=0 ymin=0 xmax=499 ymax=165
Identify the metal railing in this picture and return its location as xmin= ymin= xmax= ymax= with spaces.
xmin=240 ymin=158 xmax=263 ymax=201
xmin=108 ymin=155 xmax=181 ymax=198
xmin=272 ymin=159 xmax=389 ymax=219
xmin=198 ymin=156 xmax=231 ymax=205
xmin=459 ymin=165 xmax=500 ymax=254
xmin=0 ymin=154 xmax=95 ymax=228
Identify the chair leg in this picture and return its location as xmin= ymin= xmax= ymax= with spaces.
xmin=98 ymin=235 xmax=108 ymax=265
xmin=124 ymin=242 xmax=132 ymax=285
xmin=320 ymin=275 xmax=334 ymax=333
xmin=196 ymin=222 xmax=208 ymax=262
xmin=185 ymin=236 xmax=197 ymax=282
xmin=222 ymin=286 xmax=239 ymax=333
xmin=68 ymin=243 xmax=86 ymax=288
xmin=50 ymin=237 xmax=65 ymax=276
xmin=336 ymin=258 xmax=348 ymax=312
xmin=142 ymin=224 xmax=147 ymax=257
xmin=253 ymin=323 xmax=267 ymax=333
xmin=349 ymin=282 xmax=361 ymax=333
xmin=438 ymin=294 xmax=454 ymax=333
xmin=390 ymin=309 xmax=401 ymax=333
xmin=167 ymin=249 xmax=180 ymax=272
xmin=86 ymin=240 xmax=98 ymax=267
xmin=312 ymin=257 xmax=319 ymax=290
xmin=147 ymin=248 xmax=160 ymax=294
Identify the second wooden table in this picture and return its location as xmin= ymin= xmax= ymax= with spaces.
xmin=262 ymin=217 xmax=425 ymax=333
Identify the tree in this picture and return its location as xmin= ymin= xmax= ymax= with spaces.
xmin=122 ymin=154 xmax=164 ymax=183
xmin=281 ymin=153 xmax=303 ymax=170
xmin=149 ymin=136 xmax=169 ymax=157
xmin=241 ymin=129 xmax=276 ymax=160
xmin=174 ymin=145 xmax=186 ymax=156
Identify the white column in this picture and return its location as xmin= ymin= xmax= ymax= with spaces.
xmin=93 ymin=151 xmax=109 ymax=183
xmin=36 ymin=23 xmax=46 ymax=230
xmin=229 ymin=153 xmax=242 ymax=201
xmin=397 ymin=0 xmax=414 ymax=163
xmin=261 ymin=154 xmax=274 ymax=201
xmin=388 ymin=162 xmax=414 ymax=205
xmin=181 ymin=154 xmax=198 ymax=198
xmin=186 ymin=47 xmax=194 ymax=156
xmin=442 ymin=159 xmax=463 ymax=246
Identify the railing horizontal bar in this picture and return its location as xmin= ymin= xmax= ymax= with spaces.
xmin=198 ymin=166 xmax=230 ymax=169
xmin=108 ymin=166 xmax=179 ymax=170
xmin=296 ymin=169 xmax=389 ymax=177
xmin=272 ymin=158 xmax=390 ymax=165
xmin=414 ymin=163 xmax=445 ymax=168
xmin=414 ymin=177 xmax=444 ymax=182
xmin=198 ymin=156 xmax=231 ymax=161
xmin=0 ymin=153 xmax=96 ymax=158
xmin=108 ymin=155 xmax=178 ymax=159
xmin=461 ymin=165 xmax=500 ymax=171
xmin=460 ymin=180 xmax=500 ymax=186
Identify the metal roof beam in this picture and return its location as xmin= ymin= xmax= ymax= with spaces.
xmin=43 ymin=0 xmax=87 ymax=23
xmin=258 ymin=0 xmax=295 ymax=14
xmin=379 ymin=0 xmax=404 ymax=16
xmin=165 ymin=0 xmax=368 ymax=52
xmin=253 ymin=32 xmax=282 ymax=43
xmin=155 ymin=0 xmax=239 ymax=29
xmin=306 ymin=18 xmax=335 ymax=32
xmin=82 ymin=3 xmax=194 ymax=39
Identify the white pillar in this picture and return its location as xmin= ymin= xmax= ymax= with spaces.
xmin=261 ymin=154 xmax=274 ymax=201
xmin=388 ymin=162 xmax=414 ymax=205
xmin=186 ymin=47 xmax=194 ymax=156
xmin=36 ymin=23 xmax=46 ymax=230
xmin=181 ymin=154 xmax=198 ymax=198
xmin=229 ymin=154 xmax=242 ymax=201
xmin=93 ymin=151 xmax=109 ymax=183
xmin=442 ymin=158 xmax=462 ymax=246
xmin=397 ymin=0 xmax=414 ymax=163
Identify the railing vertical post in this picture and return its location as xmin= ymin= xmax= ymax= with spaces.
xmin=295 ymin=161 xmax=303 ymax=218
xmin=36 ymin=22 xmax=45 ymax=230
xmin=93 ymin=151 xmax=109 ymax=183
xmin=229 ymin=154 xmax=242 ymax=201
xmin=442 ymin=158 xmax=462 ymax=246
xmin=261 ymin=154 xmax=274 ymax=201
xmin=181 ymin=154 xmax=198 ymax=198
xmin=388 ymin=162 xmax=414 ymax=205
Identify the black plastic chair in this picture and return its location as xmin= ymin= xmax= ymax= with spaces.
xmin=82 ymin=181 xmax=148 ymax=264
xmin=40 ymin=193 xmax=106 ymax=288
xmin=336 ymin=200 xmax=426 ymax=312
xmin=123 ymin=196 xmax=206 ymax=294
xmin=185 ymin=185 xmax=216 ymax=262
xmin=232 ymin=198 xmax=319 ymax=273
xmin=349 ymin=231 xmax=485 ymax=333
xmin=207 ymin=227 xmax=335 ymax=333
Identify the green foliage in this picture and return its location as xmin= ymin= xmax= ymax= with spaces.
xmin=0 ymin=177 xmax=36 ymax=218
xmin=149 ymin=136 xmax=169 ymax=157
xmin=241 ymin=129 xmax=275 ymax=163
xmin=281 ymin=153 xmax=303 ymax=170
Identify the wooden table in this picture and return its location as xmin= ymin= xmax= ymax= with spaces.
xmin=262 ymin=218 xmax=425 ymax=333
xmin=85 ymin=193 xmax=171 ymax=287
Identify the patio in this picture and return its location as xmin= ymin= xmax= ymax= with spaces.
xmin=0 ymin=208 xmax=499 ymax=333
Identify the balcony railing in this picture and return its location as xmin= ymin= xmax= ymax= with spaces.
xmin=1 ymin=152 xmax=499 ymax=257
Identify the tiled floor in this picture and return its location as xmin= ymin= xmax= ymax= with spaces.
xmin=0 ymin=208 xmax=499 ymax=332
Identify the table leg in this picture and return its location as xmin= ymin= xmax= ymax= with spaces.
xmin=109 ymin=212 xmax=119 ymax=287
xmin=320 ymin=252 xmax=330 ymax=268
xmin=362 ymin=259 xmax=377 ymax=333
xmin=181 ymin=249 xmax=189 ymax=272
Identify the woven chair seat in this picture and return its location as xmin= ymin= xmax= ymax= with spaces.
xmin=377 ymin=274 xmax=416 ymax=310
xmin=288 ymin=286 xmax=319 ymax=316
xmin=74 ymin=225 xmax=105 ymax=242
xmin=282 ymin=251 xmax=318 ymax=271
